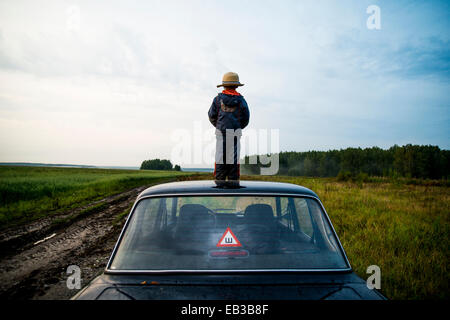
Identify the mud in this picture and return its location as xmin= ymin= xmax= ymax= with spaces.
xmin=0 ymin=185 xmax=148 ymax=300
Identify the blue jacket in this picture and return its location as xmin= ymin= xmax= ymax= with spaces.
xmin=208 ymin=93 xmax=250 ymax=131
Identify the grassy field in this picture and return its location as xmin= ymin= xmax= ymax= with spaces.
xmin=0 ymin=166 xmax=448 ymax=299
xmin=244 ymin=175 xmax=449 ymax=300
xmin=0 ymin=166 xmax=202 ymax=228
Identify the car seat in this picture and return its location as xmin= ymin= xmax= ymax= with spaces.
xmin=237 ymin=204 xmax=280 ymax=253
xmin=174 ymin=204 xmax=215 ymax=250
xmin=244 ymin=204 xmax=276 ymax=227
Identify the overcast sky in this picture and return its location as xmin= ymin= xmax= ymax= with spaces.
xmin=0 ymin=0 xmax=448 ymax=167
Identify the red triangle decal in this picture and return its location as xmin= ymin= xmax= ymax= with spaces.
xmin=216 ymin=227 xmax=242 ymax=247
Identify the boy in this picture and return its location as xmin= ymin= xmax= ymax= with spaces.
xmin=208 ymin=72 xmax=250 ymax=186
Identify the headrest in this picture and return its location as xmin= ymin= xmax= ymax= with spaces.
xmin=244 ymin=204 xmax=274 ymax=222
xmin=179 ymin=204 xmax=211 ymax=222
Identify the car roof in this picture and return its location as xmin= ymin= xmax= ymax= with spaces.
xmin=137 ymin=180 xmax=319 ymax=199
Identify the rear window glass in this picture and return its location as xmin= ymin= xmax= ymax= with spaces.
xmin=109 ymin=196 xmax=348 ymax=271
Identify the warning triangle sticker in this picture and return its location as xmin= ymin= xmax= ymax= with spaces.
xmin=216 ymin=227 xmax=242 ymax=247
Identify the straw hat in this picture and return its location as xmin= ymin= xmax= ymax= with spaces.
xmin=217 ymin=72 xmax=244 ymax=88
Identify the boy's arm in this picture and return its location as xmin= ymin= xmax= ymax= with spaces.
xmin=208 ymin=97 xmax=219 ymax=127
xmin=239 ymin=98 xmax=250 ymax=129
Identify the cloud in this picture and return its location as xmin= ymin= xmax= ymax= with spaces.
xmin=0 ymin=0 xmax=448 ymax=166
xmin=326 ymin=31 xmax=450 ymax=81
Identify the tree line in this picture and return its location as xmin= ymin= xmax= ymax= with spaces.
xmin=241 ymin=144 xmax=450 ymax=179
xmin=140 ymin=159 xmax=181 ymax=171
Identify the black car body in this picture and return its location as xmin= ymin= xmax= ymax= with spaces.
xmin=73 ymin=180 xmax=385 ymax=300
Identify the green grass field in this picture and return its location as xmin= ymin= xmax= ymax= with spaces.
xmin=0 ymin=166 xmax=448 ymax=299
xmin=0 ymin=166 xmax=201 ymax=228
xmin=245 ymin=175 xmax=449 ymax=300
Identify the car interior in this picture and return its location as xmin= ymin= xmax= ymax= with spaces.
xmin=137 ymin=196 xmax=336 ymax=255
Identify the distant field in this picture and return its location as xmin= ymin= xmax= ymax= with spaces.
xmin=244 ymin=175 xmax=449 ymax=300
xmin=0 ymin=166 xmax=204 ymax=228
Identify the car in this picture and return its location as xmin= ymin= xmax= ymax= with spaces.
xmin=72 ymin=180 xmax=386 ymax=300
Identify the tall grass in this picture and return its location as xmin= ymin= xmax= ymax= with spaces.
xmin=0 ymin=166 xmax=199 ymax=228
xmin=244 ymin=175 xmax=449 ymax=300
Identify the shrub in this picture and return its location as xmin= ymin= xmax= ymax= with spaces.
xmin=337 ymin=170 xmax=352 ymax=182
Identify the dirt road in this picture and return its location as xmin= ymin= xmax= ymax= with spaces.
xmin=0 ymin=185 xmax=148 ymax=300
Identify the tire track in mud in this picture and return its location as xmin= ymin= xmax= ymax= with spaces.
xmin=0 ymin=185 xmax=146 ymax=300
xmin=0 ymin=189 xmax=132 ymax=258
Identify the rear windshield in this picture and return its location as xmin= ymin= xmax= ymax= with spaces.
xmin=109 ymin=196 xmax=349 ymax=271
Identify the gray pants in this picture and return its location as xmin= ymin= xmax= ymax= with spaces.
xmin=214 ymin=129 xmax=241 ymax=181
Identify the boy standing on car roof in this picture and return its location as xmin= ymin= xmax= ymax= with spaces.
xmin=208 ymin=72 xmax=250 ymax=186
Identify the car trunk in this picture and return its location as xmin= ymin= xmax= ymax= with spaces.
xmin=73 ymin=272 xmax=385 ymax=300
